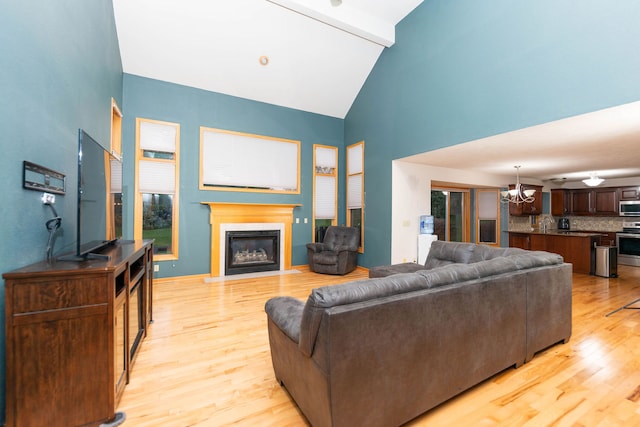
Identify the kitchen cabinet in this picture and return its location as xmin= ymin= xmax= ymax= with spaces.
xmin=551 ymin=189 xmax=571 ymax=216
xmin=509 ymin=233 xmax=531 ymax=250
xmin=593 ymin=188 xmax=618 ymax=215
xmin=3 ymin=240 xmax=153 ymax=427
xmin=571 ymin=190 xmax=591 ymax=215
xmin=509 ymin=232 xmax=548 ymax=251
xmin=551 ymin=185 xmax=640 ymax=216
xmin=508 ymin=184 xmax=543 ymax=216
xmin=508 ymin=231 xmax=601 ymax=274
xmin=569 ymin=188 xmax=618 ymax=216
xmin=597 ymin=232 xmax=617 ymax=247
xmin=619 ymin=186 xmax=640 ymax=201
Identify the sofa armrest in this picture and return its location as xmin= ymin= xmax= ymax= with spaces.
xmin=265 ymin=296 xmax=305 ymax=343
xmin=306 ymin=242 xmax=328 ymax=252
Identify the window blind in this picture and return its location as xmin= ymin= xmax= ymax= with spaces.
xmin=315 ymin=146 xmax=337 ymax=168
xmin=347 ymin=174 xmax=362 ymax=209
xmin=347 ymin=143 xmax=363 ymax=174
xmin=201 ymin=128 xmax=299 ymax=192
xmin=140 ymin=121 xmax=177 ymax=153
xmin=139 ymin=160 xmax=175 ymax=194
xmin=110 ymin=159 xmax=122 ymax=193
xmin=315 ymin=176 xmax=336 ymax=219
xmin=478 ymin=191 xmax=498 ymax=219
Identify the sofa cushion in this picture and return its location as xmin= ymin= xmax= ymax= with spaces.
xmin=416 ymin=250 xmax=564 ymax=289
xmin=469 ymin=245 xmax=527 ymax=262
xmin=424 ymin=241 xmax=476 ymax=269
xmin=509 ymin=251 xmax=564 ymax=269
xmin=368 ymin=262 xmax=424 ymax=278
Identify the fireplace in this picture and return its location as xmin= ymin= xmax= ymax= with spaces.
xmin=225 ymin=230 xmax=280 ymax=275
xmin=202 ymin=203 xmax=299 ymax=277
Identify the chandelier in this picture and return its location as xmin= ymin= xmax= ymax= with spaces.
xmin=501 ymin=166 xmax=535 ymax=204
xmin=582 ymin=173 xmax=604 ymax=187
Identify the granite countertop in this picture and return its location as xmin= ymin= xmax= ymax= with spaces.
xmin=508 ymin=230 xmax=603 ymax=237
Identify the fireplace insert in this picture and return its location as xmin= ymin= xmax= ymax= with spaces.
xmin=225 ymin=230 xmax=280 ymax=275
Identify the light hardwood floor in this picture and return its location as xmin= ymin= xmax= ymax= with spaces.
xmin=117 ymin=265 xmax=640 ymax=426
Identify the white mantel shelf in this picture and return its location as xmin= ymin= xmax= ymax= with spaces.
xmin=201 ymin=202 xmax=301 ymax=277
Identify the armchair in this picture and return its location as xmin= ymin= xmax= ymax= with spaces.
xmin=306 ymin=226 xmax=359 ymax=275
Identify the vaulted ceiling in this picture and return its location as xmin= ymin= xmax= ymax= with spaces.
xmin=113 ymin=0 xmax=640 ymax=185
xmin=113 ymin=0 xmax=423 ymax=119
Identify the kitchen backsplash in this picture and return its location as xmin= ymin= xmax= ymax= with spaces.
xmin=509 ymin=215 xmax=625 ymax=232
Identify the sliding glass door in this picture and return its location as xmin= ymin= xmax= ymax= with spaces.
xmin=431 ymin=189 xmax=469 ymax=242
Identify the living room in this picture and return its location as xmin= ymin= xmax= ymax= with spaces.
xmin=2 ymin=0 xmax=640 ymax=426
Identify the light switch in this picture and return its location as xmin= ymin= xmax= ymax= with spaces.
xmin=295 ymin=218 xmax=300 ymax=224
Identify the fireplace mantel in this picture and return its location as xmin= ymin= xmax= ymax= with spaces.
xmin=201 ymin=203 xmax=300 ymax=276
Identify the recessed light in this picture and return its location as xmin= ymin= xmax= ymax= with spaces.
xmin=259 ymin=55 xmax=269 ymax=66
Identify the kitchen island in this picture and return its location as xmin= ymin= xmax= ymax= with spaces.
xmin=509 ymin=231 xmax=602 ymax=274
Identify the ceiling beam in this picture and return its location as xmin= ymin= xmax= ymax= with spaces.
xmin=266 ymin=0 xmax=395 ymax=47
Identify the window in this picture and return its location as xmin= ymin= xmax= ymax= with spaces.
xmin=431 ymin=187 xmax=470 ymax=242
xmin=108 ymin=99 xmax=123 ymax=240
xmin=476 ymin=189 xmax=500 ymax=246
xmin=347 ymin=141 xmax=364 ymax=252
xmin=312 ymin=145 xmax=338 ymax=242
xmin=135 ymin=118 xmax=180 ymax=259
xmin=110 ymin=98 xmax=122 ymax=157
xmin=199 ymin=127 xmax=300 ymax=194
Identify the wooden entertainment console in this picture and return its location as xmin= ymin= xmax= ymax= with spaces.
xmin=3 ymin=240 xmax=154 ymax=427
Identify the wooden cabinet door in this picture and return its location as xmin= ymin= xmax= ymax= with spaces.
xmin=571 ymin=188 xmax=618 ymax=215
xmin=529 ymin=234 xmax=547 ymax=251
xmin=571 ymin=190 xmax=592 ymax=215
xmin=509 ymin=233 xmax=530 ymax=250
xmin=593 ymin=188 xmax=618 ymax=215
xmin=114 ymin=290 xmax=127 ymax=403
xmin=599 ymin=232 xmax=617 ymax=246
xmin=619 ymin=186 xmax=640 ymax=201
xmin=6 ymin=276 xmax=111 ymax=427
xmin=551 ymin=189 xmax=570 ymax=216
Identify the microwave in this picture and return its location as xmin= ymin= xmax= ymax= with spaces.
xmin=620 ymin=200 xmax=640 ymax=216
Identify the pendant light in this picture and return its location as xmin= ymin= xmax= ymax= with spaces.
xmin=582 ymin=173 xmax=604 ymax=187
xmin=500 ymin=166 xmax=535 ymax=204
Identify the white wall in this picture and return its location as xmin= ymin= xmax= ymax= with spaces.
xmin=391 ymin=161 xmax=513 ymax=264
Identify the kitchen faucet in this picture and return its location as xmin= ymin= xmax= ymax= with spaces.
xmin=540 ymin=216 xmax=554 ymax=233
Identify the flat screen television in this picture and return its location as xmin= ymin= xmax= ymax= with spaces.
xmin=61 ymin=129 xmax=122 ymax=260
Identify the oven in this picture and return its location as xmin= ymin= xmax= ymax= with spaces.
xmin=617 ymin=221 xmax=640 ymax=266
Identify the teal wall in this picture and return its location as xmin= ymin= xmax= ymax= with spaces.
xmin=0 ymin=0 xmax=123 ymax=421
xmin=3 ymin=0 xmax=640 ymax=421
xmin=345 ymin=0 xmax=640 ymax=267
xmin=122 ymin=74 xmax=345 ymax=278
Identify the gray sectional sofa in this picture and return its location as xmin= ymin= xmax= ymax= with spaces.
xmin=265 ymin=241 xmax=572 ymax=427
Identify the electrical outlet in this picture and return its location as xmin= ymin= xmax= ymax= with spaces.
xmin=41 ymin=192 xmax=55 ymax=204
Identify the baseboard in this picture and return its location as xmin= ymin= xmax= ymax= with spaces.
xmin=153 ymin=273 xmax=210 ymax=284
xmin=153 ymin=265 xmax=368 ymax=284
